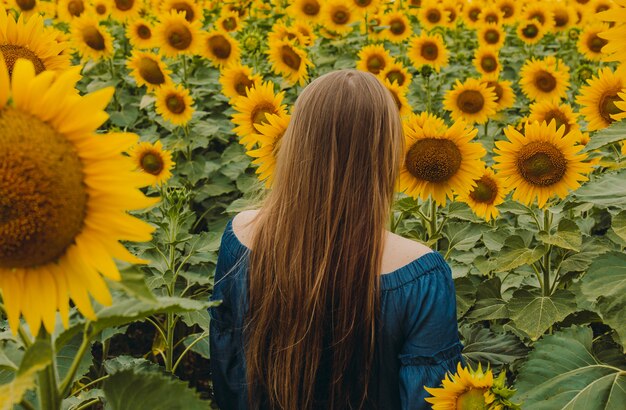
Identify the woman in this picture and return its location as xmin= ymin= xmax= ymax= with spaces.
xmin=210 ymin=70 xmax=462 ymax=409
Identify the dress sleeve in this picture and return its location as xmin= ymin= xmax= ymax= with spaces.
xmin=397 ymin=261 xmax=464 ymax=410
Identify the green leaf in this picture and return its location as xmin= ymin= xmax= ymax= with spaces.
xmin=179 ymin=310 xmax=211 ymax=331
xmin=107 ymin=266 xmax=157 ymax=303
xmin=579 ymin=252 xmax=626 ymax=352
xmin=182 ymin=333 xmax=210 ymax=360
xmin=611 ymin=210 xmax=626 ymax=242
xmin=18 ymin=339 xmax=52 ymax=376
xmin=582 ymin=120 xmax=626 ymax=152
xmin=444 ymin=222 xmax=486 ymax=252
xmin=460 ymin=325 xmax=528 ymax=369
xmin=508 ymin=289 xmax=578 ymax=340
xmin=537 ymin=219 xmax=582 ymax=251
xmin=466 ymin=277 xmax=509 ymax=322
xmin=56 ymin=334 xmax=92 ymax=382
xmin=516 ymin=326 xmax=626 ymax=410
xmin=103 ymin=368 xmax=210 ymax=410
xmin=571 ymin=170 xmax=626 ymax=208
xmin=494 ymin=238 xmax=546 ymax=273
xmin=454 ymin=277 xmax=476 ymax=319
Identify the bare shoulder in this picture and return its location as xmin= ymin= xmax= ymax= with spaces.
xmin=381 ymin=231 xmax=433 ymax=275
xmin=231 ymin=209 xmax=260 ymax=248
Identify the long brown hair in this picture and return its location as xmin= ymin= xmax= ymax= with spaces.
xmin=244 ymin=70 xmax=404 ymax=409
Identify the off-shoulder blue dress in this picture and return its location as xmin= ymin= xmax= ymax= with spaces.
xmin=209 ymin=219 xmax=463 ymax=409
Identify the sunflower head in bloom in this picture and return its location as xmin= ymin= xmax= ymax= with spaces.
xmin=352 ymin=0 xmax=380 ymax=13
xmin=155 ymin=83 xmax=195 ymax=126
xmin=127 ymin=18 xmax=156 ymax=49
xmin=494 ymin=120 xmax=593 ymax=208
xmin=578 ymin=22 xmax=610 ymax=61
xmin=288 ymin=0 xmax=322 ymax=22
xmin=477 ymin=23 xmax=505 ymax=49
xmin=516 ymin=18 xmax=546 ymax=44
xmin=463 ymin=1 xmax=483 ymax=28
xmin=479 ymin=5 xmax=503 ymax=26
xmin=383 ymin=10 xmax=413 ymax=43
xmin=519 ymin=56 xmax=570 ymax=102
xmin=425 ymin=363 xmax=497 ymax=409
xmin=216 ymin=10 xmax=241 ymax=32
xmin=201 ymin=30 xmax=241 ymax=68
xmin=267 ymin=38 xmax=313 ymax=86
xmin=246 ymin=112 xmax=291 ymax=187
xmin=398 ymin=116 xmax=486 ymax=205
xmin=614 ymin=91 xmax=626 ymax=122
xmin=551 ymin=2 xmax=576 ymax=32
xmin=383 ymin=79 xmax=412 ymax=118
xmin=292 ymin=21 xmax=316 ymax=46
xmin=219 ymin=62 xmax=262 ymax=102
xmin=457 ymin=168 xmax=509 ymax=221
xmin=495 ymin=0 xmax=517 ymax=24
xmin=407 ymin=32 xmax=449 ymax=73
xmin=321 ymin=0 xmax=359 ymax=35
xmin=268 ymin=22 xmax=306 ymax=46
xmin=129 ymin=140 xmax=175 ymax=186
xmin=576 ymin=67 xmax=626 ymax=131
xmin=0 ymin=10 xmax=71 ymax=77
xmin=92 ymin=0 xmax=110 ymax=20
xmin=597 ymin=1 xmax=626 ymax=63
xmin=473 ymin=46 xmax=501 ymax=80
xmin=482 ymin=79 xmax=515 ymax=112
xmin=160 ymin=0 xmax=202 ymax=23
xmin=127 ymin=50 xmax=172 ymax=91
xmin=528 ymin=100 xmax=580 ymax=136
xmin=57 ymin=0 xmax=88 ymax=21
xmin=419 ymin=0 xmax=449 ymax=30
xmin=8 ymin=0 xmax=41 ymax=18
xmin=155 ymin=10 xmax=202 ymax=57
xmin=443 ymin=78 xmax=498 ymax=125
xmin=379 ymin=61 xmax=413 ymax=90
xmin=356 ymin=44 xmax=393 ymax=75
xmin=71 ymin=14 xmax=114 ymax=62
xmin=0 ymin=59 xmax=157 ymax=334
xmin=521 ymin=3 xmax=555 ymax=31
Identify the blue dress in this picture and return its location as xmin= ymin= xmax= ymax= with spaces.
xmin=209 ymin=219 xmax=463 ymax=409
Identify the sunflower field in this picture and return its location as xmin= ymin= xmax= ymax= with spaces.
xmin=1 ymin=0 xmax=626 ymax=408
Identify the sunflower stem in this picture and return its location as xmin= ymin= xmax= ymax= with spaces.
xmin=36 ymin=329 xmax=60 ymax=410
xmin=59 ymin=332 xmax=92 ymax=398
xmin=172 ymin=332 xmax=208 ymax=373
xmin=165 ymin=312 xmax=176 ymax=373
xmin=181 ymin=56 xmax=188 ymax=87
xmin=429 ymin=199 xmax=439 ymax=250
xmin=425 ymin=75 xmax=432 ymax=112
xmin=542 ymin=209 xmax=553 ymax=296
xmin=483 ymin=120 xmax=489 ymax=139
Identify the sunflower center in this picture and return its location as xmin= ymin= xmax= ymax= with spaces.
xmin=485 ymin=29 xmax=500 ymax=44
xmin=16 ymin=0 xmax=36 ymax=11
xmin=587 ymin=34 xmax=607 ymax=53
xmin=332 ymin=8 xmax=350 ymax=24
xmin=534 ymin=71 xmax=557 ymax=93
xmin=469 ymin=8 xmax=480 ymax=21
xmin=544 ymin=110 xmax=571 ymax=134
xmin=470 ymin=176 xmax=498 ymax=204
xmin=95 ymin=4 xmax=107 ymax=14
xmin=138 ymin=57 xmax=166 ymax=85
xmin=83 ymin=26 xmax=106 ymax=51
xmin=390 ymin=19 xmax=406 ymax=35
xmin=501 ymin=5 xmax=514 ymax=18
xmin=366 ymin=55 xmax=385 ymax=73
xmin=167 ymin=23 xmax=192 ymax=50
xmin=554 ymin=10 xmax=569 ymax=27
xmin=140 ymin=152 xmax=164 ymax=175
xmin=386 ymin=70 xmax=405 ymax=86
xmin=389 ymin=89 xmax=403 ymax=111
xmin=67 ymin=0 xmax=85 ymax=17
xmin=457 ymin=90 xmax=485 ymax=114
xmin=0 ymin=108 xmax=87 ymax=268
xmin=599 ymin=93 xmax=622 ymax=124
xmin=517 ymin=141 xmax=567 ymax=186
xmin=252 ymin=105 xmax=275 ymax=126
xmin=481 ymin=56 xmax=497 ymax=72
xmin=485 ymin=81 xmax=503 ymax=103
xmin=522 ymin=24 xmax=539 ymax=38
xmin=209 ymin=35 xmax=232 ymax=59
xmin=426 ymin=9 xmax=441 ymax=23
xmin=235 ymin=74 xmax=254 ymax=96
xmin=456 ymin=388 xmax=488 ymax=410
xmin=485 ymin=13 xmax=498 ymax=23
xmin=171 ymin=2 xmax=195 ymax=21
xmin=166 ymin=93 xmax=186 ymax=114
xmin=356 ymin=0 xmax=372 ymax=6
xmin=114 ymin=0 xmax=134 ymax=11
xmin=222 ymin=17 xmax=237 ymax=30
xmin=0 ymin=45 xmax=46 ymax=76
xmin=137 ymin=24 xmax=152 ymax=39
xmin=406 ymin=138 xmax=462 ymax=183
xmin=529 ymin=12 xmax=545 ymax=24
xmin=421 ymin=42 xmax=439 ymax=60
xmin=303 ymin=0 xmax=320 ymax=16
xmin=596 ymin=5 xmax=609 ymax=12
xmin=280 ymin=46 xmax=302 ymax=71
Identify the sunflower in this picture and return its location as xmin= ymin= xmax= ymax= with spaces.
xmin=231 ymin=81 xmax=287 ymax=148
xmin=128 ymin=140 xmax=175 ymax=186
xmin=407 ymin=32 xmax=448 ymax=73
xmin=457 ymin=168 xmax=509 ymax=221
xmin=481 ymin=79 xmax=515 ymax=111
xmin=551 ymin=2 xmax=576 ymax=31
xmin=479 ymin=5 xmax=503 ymax=26
xmin=160 ymin=0 xmax=202 ymax=23
xmin=216 ymin=10 xmax=241 ymax=32
xmin=384 ymin=79 xmax=412 ymax=118
xmin=0 ymin=10 xmax=71 ymax=76
xmin=578 ymin=22 xmax=610 ymax=61
xmin=473 ymin=46 xmax=500 ymax=79
xmin=419 ymin=0 xmax=449 ymax=30
xmin=519 ymin=56 xmax=570 ymax=102
xmin=379 ymin=61 xmax=412 ymax=90
xmin=321 ymin=0 xmax=358 ymax=35
xmin=155 ymin=10 xmax=202 ymax=57
xmin=528 ymin=100 xmax=579 ymax=136
xmin=425 ymin=363 xmax=497 ymax=409
xmin=384 ymin=10 xmax=413 ymax=43
xmin=201 ymin=29 xmax=240 ymax=68
xmin=398 ymin=118 xmax=486 ymax=205
xmin=598 ymin=1 xmax=626 ymax=63
xmin=463 ymin=1 xmax=483 ymax=28
xmin=494 ymin=120 xmax=592 ymax=208
xmin=57 ymin=0 xmax=88 ymax=21
xmin=127 ymin=50 xmax=172 ymax=91
xmin=522 ymin=3 xmax=555 ymax=31
xmin=71 ymin=15 xmax=114 ymax=62
xmin=8 ymin=0 xmax=41 ymax=18
xmin=219 ymin=62 xmax=262 ymax=101
xmin=356 ymin=43 xmax=393 ymax=75
xmin=352 ymin=0 xmax=380 ymax=13
xmin=288 ymin=0 xmax=322 ymax=22
xmin=155 ymin=83 xmax=194 ymax=126
xmin=592 ymin=0 xmax=613 ymax=14
xmin=403 ymin=111 xmax=447 ymax=134
xmin=91 ymin=0 xmax=110 ymax=19
xmin=247 ymin=112 xmax=291 ymax=186
xmin=108 ymin=0 xmax=142 ymax=21
xmin=127 ymin=18 xmax=156 ymax=49
xmin=614 ymin=91 xmax=626 ymax=121
xmin=576 ymin=67 xmax=626 ymax=131
xmin=441 ymin=1 xmax=460 ymax=27
xmin=363 ymin=13 xmax=385 ymax=40
xmin=477 ymin=23 xmax=505 ymax=49
xmin=495 ymin=0 xmax=517 ymax=24
xmin=292 ymin=21 xmax=316 ymax=46
xmin=0 ymin=59 xmax=157 ymax=334
xmin=444 ymin=78 xmax=498 ymax=124
xmin=268 ymin=22 xmax=307 ymax=46
xmin=517 ymin=18 xmax=546 ymax=44
xmin=267 ymin=38 xmax=312 ymax=85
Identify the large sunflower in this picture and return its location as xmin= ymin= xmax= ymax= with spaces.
xmin=457 ymin=168 xmax=509 ymax=222
xmin=528 ymin=100 xmax=579 ymax=136
xmin=126 ymin=18 xmax=156 ymax=49
xmin=128 ymin=140 xmax=175 ymax=186
xmin=443 ymin=78 xmax=497 ymax=124
xmin=482 ymin=79 xmax=515 ymax=111
xmin=494 ymin=120 xmax=592 ymax=208
xmin=576 ymin=67 xmax=626 ymax=131
xmin=267 ymin=38 xmax=312 ymax=86
xmin=0 ymin=10 xmax=71 ymax=76
xmin=201 ymin=29 xmax=241 ymax=68
xmin=0 ymin=59 xmax=157 ymax=334
xmin=288 ymin=0 xmax=322 ymax=22
xmin=155 ymin=83 xmax=195 ymax=126
xmin=219 ymin=62 xmax=262 ymax=101
xmin=155 ymin=10 xmax=202 ymax=57
xmin=598 ymin=1 xmax=626 ymax=63
xmin=321 ymin=0 xmax=358 ymax=35
xmin=519 ymin=56 xmax=570 ymax=102
xmin=160 ymin=0 xmax=202 ymax=23
xmin=71 ymin=15 xmax=114 ymax=62
xmin=407 ymin=32 xmax=449 ymax=73
xmin=356 ymin=43 xmax=393 ymax=75
xmin=383 ymin=11 xmax=413 ymax=43
xmin=578 ymin=22 xmax=610 ymax=61
xmin=473 ymin=45 xmax=500 ymax=80
xmin=425 ymin=363 xmax=497 ymax=409
xmin=231 ymin=81 xmax=287 ymax=149
xmin=247 ymin=112 xmax=291 ymax=187
xmin=127 ymin=50 xmax=172 ymax=91
xmin=398 ymin=117 xmax=486 ymax=205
